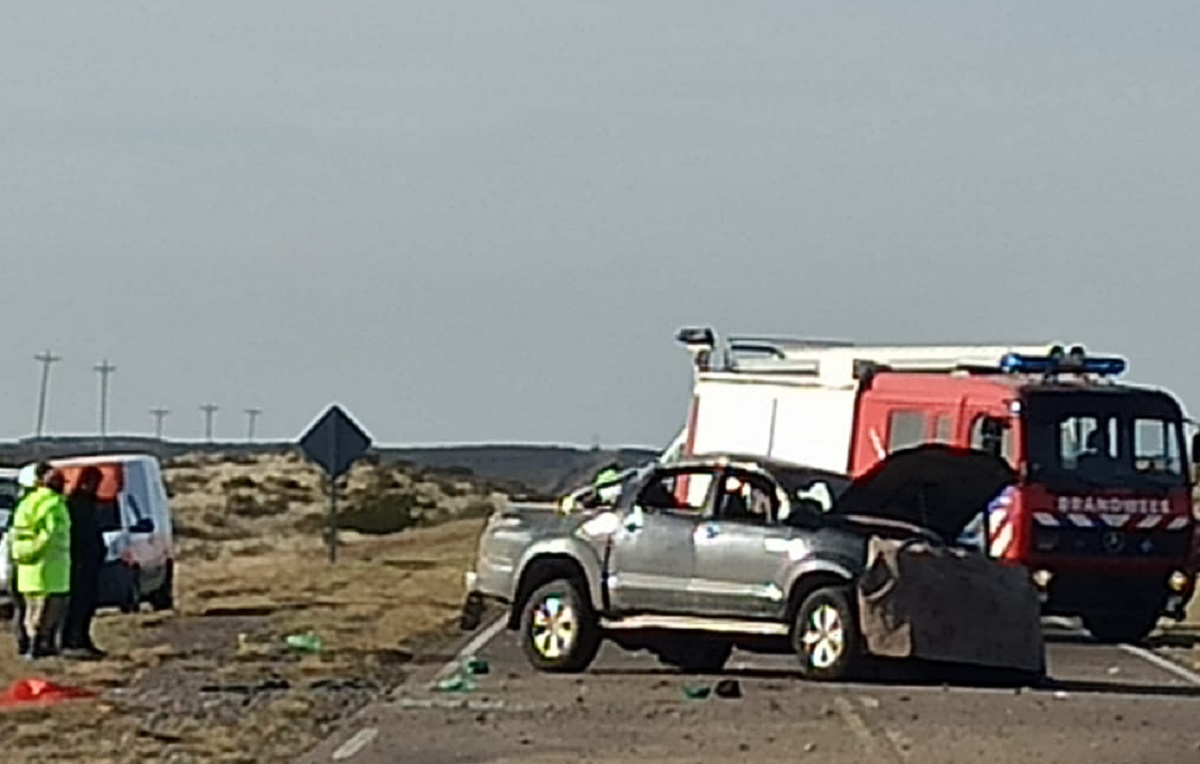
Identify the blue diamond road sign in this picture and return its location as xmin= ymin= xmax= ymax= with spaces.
xmin=298 ymin=404 xmax=373 ymax=479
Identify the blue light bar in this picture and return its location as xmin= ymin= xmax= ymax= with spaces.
xmin=999 ymin=353 xmax=1127 ymax=377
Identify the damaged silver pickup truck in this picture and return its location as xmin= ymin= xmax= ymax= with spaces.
xmin=462 ymin=444 xmax=1046 ymax=682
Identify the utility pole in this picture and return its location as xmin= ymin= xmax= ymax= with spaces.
xmin=33 ymin=349 xmax=61 ymax=439
xmin=94 ymin=359 xmax=116 ymax=447
xmin=200 ymin=404 xmax=219 ymax=443
xmin=244 ymin=408 xmax=262 ymax=442
xmin=150 ymin=408 xmax=170 ymax=440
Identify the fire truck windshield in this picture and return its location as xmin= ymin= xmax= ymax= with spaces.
xmin=1023 ymin=390 xmax=1187 ymax=490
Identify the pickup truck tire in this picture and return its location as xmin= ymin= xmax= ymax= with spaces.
xmin=519 ymin=579 xmax=601 ymax=673
xmin=650 ymin=637 xmax=733 ymax=673
xmin=793 ymin=584 xmax=864 ymax=681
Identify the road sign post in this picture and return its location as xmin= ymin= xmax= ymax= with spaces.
xmin=298 ymin=404 xmax=373 ymax=563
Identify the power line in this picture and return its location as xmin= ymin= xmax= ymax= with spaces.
xmin=33 ymin=349 xmax=61 ymax=438
xmin=150 ymin=408 xmax=171 ymax=440
xmin=200 ymin=403 xmax=219 ymax=443
xmin=244 ymin=408 xmax=262 ymax=442
xmin=94 ymin=359 xmax=116 ymax=447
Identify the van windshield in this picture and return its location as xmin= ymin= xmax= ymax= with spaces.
xmin=1023 ymin=390 xmax=1187 ymax=490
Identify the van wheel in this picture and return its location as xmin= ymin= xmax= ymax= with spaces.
xmin=119 ymin=569 xmax=142 ymax=614
xmin=148 ymin=563 xmax=174 ymax=612
xmin=793 ymin=585 xmax=864 ymax=681
xmin=518 ymin=579 xmax=601 ymax=673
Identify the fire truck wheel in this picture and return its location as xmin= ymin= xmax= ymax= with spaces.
xmin=1082 ymin=611 xmax=1160 ymax=645
xmin=793 ymin=585 xmax=865 ymax=681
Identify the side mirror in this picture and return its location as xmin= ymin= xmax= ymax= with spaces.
xmin=131 ymin=518 xmax=155 ymax=534
xmin=1191 ymin=432 xmax=1200 ymax=466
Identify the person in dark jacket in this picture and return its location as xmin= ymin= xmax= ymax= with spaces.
xmin=61 ymin=466 xmax=107 ymax=658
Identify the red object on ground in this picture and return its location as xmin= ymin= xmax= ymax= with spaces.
xmin=0 ymin=678 xmax=96 ymax=707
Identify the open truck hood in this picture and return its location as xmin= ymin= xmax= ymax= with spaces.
xmin=828 ymin=444 xmax=1016 ymax=543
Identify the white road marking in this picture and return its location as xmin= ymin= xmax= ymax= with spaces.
xmin=331 ymin=727 xmax=378 ymax=761
xmin=1044 ymin=614 xmax=1200 ymax=687
xmin=883 ymin=728 xmax=915 ymax=761
xmin=834 ymin=696 xmax=885 ymax=758
xmin=1118 ymin=644 xmax=1200 ymax=686
xmin=431 ymin=616 xmax=507 ymax=684
xmin=393 ymin=697 xmax=550 ymax=712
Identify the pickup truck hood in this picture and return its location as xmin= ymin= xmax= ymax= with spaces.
xmin=828 ymin=444 xmax=1016 ymax=543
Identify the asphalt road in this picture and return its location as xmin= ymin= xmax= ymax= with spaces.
xmin=297 ymin=617 xmax=1200 ymax=764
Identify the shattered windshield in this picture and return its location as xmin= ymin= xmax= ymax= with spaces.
xmin=1024 ymin=390 xmax=1187 ymax=489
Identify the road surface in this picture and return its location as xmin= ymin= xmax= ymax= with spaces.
xmin=297 ymin=617 xmax=1200 ymax=764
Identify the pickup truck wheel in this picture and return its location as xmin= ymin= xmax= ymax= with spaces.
xmin=652 ymin=637 xmax=733 ymax=673
xmin=793 ymin=585 xmax=863 ymax=681
xmin=519 ymin=579 xmax=601 ymax=673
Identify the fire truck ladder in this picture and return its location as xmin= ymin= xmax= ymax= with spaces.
xmin=676 ymin=327 xmax=1058 ymax=384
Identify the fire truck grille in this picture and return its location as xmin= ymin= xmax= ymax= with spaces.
xmin=1033 ymin=526 xmax=1190 ymax=559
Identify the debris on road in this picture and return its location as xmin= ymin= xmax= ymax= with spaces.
xmin=680 ymin=684 xmax=712 ymax=700
xmin=462 ymin=655 xmax=490 ymax=676
xmin=714 ymin=679 xmax=742 ymax=699
xmin=285 ymin=631 xmax=325 ymax=653
xmin=0 ymin=678 xmax=96 ymax=708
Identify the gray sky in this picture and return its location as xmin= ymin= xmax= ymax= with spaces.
xmin=3 ymin=2 xmax=1199 ymax=448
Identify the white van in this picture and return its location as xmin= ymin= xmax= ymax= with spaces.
xmin=0 ymin=468 xmax=18 ymax=531
xmin=1 ymin=454 xmax=176 ymax=613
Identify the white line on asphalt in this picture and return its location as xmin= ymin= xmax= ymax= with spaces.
xmin=833 ymin=697 xmax=886 ymax=759
xmin=1118 ymin=644 xmax=1200 ymax=687
xmin=431 ymin=617 xmax=507 ymax=684
xmin=1043 ymin=615 xmax=1200 ymax=687
xmin=882 ymin=728 xmax=914 ymax=762
xmin=330 ymin=728 xmax=378 ymax=761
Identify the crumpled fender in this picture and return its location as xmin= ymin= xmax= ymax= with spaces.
xmin=512 ymin=536 xmax=607 ymax=613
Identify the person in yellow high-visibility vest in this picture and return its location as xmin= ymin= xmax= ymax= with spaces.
xmin=9 ymin=466 xmax=71 ymax=659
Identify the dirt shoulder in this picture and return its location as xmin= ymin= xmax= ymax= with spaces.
xmin=0 ymin=517 xmax=486 ymax=764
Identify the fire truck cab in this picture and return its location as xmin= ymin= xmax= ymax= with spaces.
xmin=669 ymin=326 xmax=1198 ymax=644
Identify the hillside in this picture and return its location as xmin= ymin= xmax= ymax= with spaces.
xmin=0 ymin=436 xmax=661 ymax=499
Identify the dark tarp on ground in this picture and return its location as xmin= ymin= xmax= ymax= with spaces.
xmin=856 ymin=536 xmax=1044 ymax=673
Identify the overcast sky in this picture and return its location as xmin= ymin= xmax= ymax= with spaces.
xmin=2 ymin=2 xmax=1199 ymax=448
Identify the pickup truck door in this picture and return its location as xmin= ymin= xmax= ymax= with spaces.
xmin=606 ymin=467 xmax=716 ymax=614
xmin=690 ymin=468 xmax=790 ymax=619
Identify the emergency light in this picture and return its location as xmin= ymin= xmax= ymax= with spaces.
xmin=998 ymin=350 xmax=1127 ymax=377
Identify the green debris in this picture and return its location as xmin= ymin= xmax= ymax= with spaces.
xmin=461 ymin=655 xmax=490 ymax=676
xmin=681 ymin=684 xmax=712 ymax=700
xmin=284 ymin=632 xmax=325 ymax=653
xmin=435 ymin=673 xmax=477 ymax=693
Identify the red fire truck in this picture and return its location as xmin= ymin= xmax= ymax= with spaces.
xmin=667 ymin=326 xmax=1198 ymax=644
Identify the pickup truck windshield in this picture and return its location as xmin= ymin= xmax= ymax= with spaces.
xmin=1023 ymin=390 xmax=1187 ymax=490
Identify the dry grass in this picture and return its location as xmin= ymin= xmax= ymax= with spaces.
xmin=0 ymin=450 xmax=495 ymax=764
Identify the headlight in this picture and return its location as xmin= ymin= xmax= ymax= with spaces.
xmin=1169 ymin=571 xmax=1191 ymax=592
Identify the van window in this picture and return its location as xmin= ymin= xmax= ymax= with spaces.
xmin=934 ymin=415 xmax=953 ymax=444
xmin=888 ymin=411 xmax=927 ymax=452
xmin=971 ymin=416 xmax=1016 ymax=466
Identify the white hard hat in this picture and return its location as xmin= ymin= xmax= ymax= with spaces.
xmin=16 ymin=464 xmax=38 ymax=489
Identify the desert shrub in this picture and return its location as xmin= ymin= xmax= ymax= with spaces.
xmin=460 ymin=496 xmax=500 ymax=519
xmin=224 ymin=475 xmax=258 ymax=490
xmin=338 ymin=491 xmax=419 ymax=535
xmin=225 ymin=492 xmax=290 ymax=518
